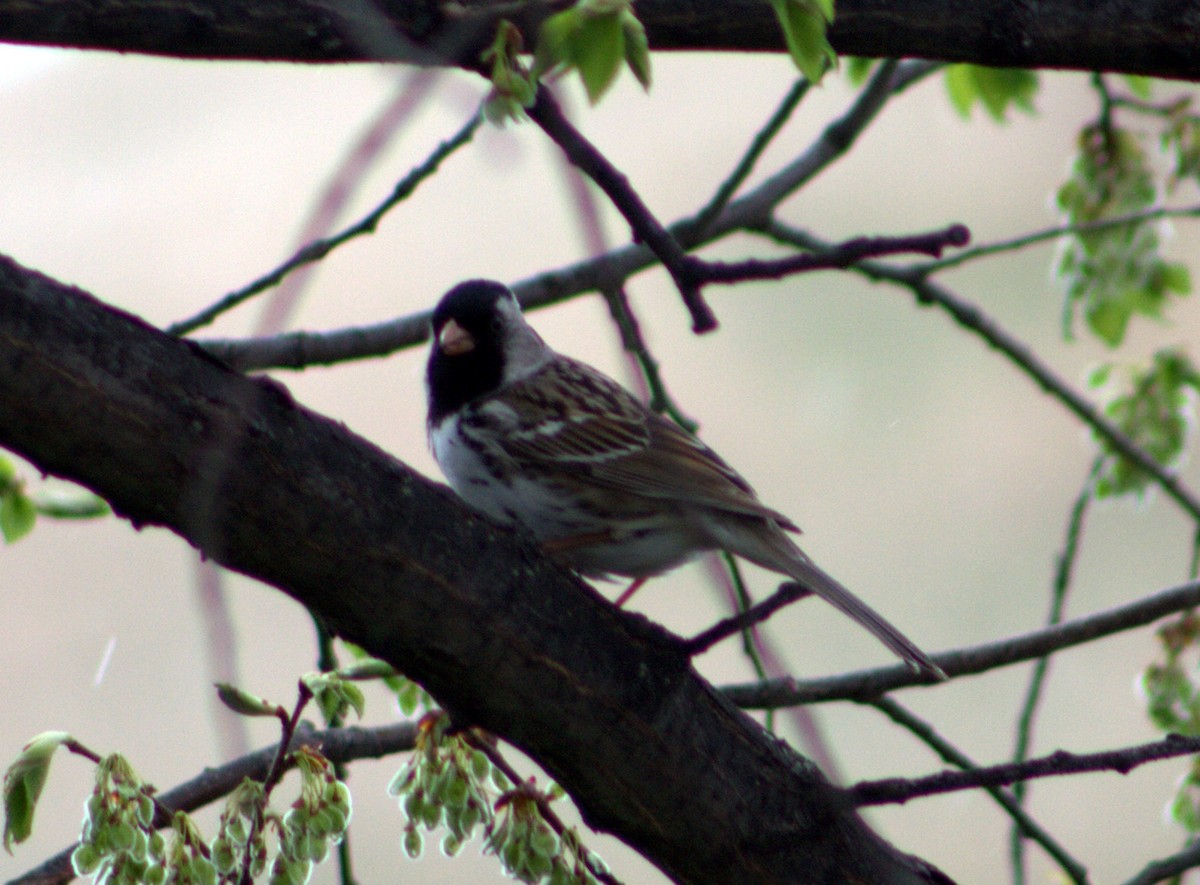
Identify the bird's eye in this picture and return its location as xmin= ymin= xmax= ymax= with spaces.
xmin=490 ymin=316 xmax=504 ymax=334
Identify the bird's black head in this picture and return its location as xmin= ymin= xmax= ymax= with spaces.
xmin=426 ymin=280 xmax=517 ymax=425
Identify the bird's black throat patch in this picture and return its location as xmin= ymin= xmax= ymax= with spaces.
xmin=426 ymin=280 xmax=511 ymax=424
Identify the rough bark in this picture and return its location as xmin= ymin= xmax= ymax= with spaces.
xmin=0 ymin=0 xmax=1197 ymax=81
xmin=0 ymin=255 xmax=950 ymax=883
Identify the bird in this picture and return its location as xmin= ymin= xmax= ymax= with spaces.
xmin=425 ymin=279 xmax=944 ymax=679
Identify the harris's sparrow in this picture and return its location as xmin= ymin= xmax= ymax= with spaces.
xmin=426 ymin=279 xmax=942 ymax=679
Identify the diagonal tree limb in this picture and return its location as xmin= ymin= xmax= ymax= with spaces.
xmin=526 ymin=85 xmax=716 ymax=332
xmin=0 ymin=254 xmax=949 ymax=884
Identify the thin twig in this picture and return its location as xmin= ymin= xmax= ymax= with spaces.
xmin=720 ymin=555 xmax=767 ymax=675
xmin=864 ymin=697 xmax=1088 ymax=884
xmin=698 ymin=555 xmax=841 ymax=778
xmin=687 ymin=77 xmax=811 ymax=237
xmin=1009 ymin=459 xmax=1099 ymax=884
xmin=722 ymin=579 xmax=1200 ymax=707
xmin=600 ymin=285 xmax=698 ymax=428
xmin=698 ymin=223 xmax=969 ymax=283
xmin=237 ymin=682 xmax=315 ymax=884
xmin=716 ymin=554 xmax=776 ymax=733
xmin=198 ymin=63 xmax=944 ymax=371
xmin=167 ymin=108 xmax=483 ymax=337
xmin=682 ymin=582 xmax=811 ymax=656
xmin=527 ymin=85 xmax=715 ymax=332
xmin=912 ymin=203 xmax=1200 ymax=275
xmin=545 ymin=85 xmax=699 ymax=431
xmin=851 ymin=730 xmax=1200 ymax=807
xmin=254 ymin=71 xmax=444 ymax=338
xmin=1124 ymin=837 xmax=1200 ymax=885
xmin=61 ymin=737 xmax=102 ymax=765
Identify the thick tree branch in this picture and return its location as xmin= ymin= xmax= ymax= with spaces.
xmin=0 ymin=1 xmax=1197 ymax=81
xmin=0 ymin=255 xmax=948 ymax=884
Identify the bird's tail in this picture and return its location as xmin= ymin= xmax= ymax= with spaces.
xmin=714 ymin=519 xmax=945 ymax=680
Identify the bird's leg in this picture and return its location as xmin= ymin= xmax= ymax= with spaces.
xmin=613 ymin=577 xmax=648 ymax=608
xmin=541 ymin=533 xmax=648 ymax=608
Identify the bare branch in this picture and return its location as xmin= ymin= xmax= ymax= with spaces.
xmin=198 ymin=61 xmax=937 ymax=370
xmin=850 ymin=732 xmax=1200 ymax=807
xmin=723 ymin=580 xmax=1200 ymax=707
xmin=168 ymin=105 xmax=483 ymax=336
xmin=697 ymin=224 xmax=970 ymax=284
xmin=1009 ymin=461 xmax=1100 ymax=879
xmin=527 ymin=85 xmax=716 ymax=332
xmin=682 ymin=582 xmax=812 ymax=656
xmin=866 ymin=697 xmax=1088 ymax=883
xmin=1124 ymin=838 xmax=1200 ymax=885
xmin=914 ymin=204 xmax=1200 ymax=275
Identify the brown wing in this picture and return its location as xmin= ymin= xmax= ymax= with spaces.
xmin=498 ymin=358 xmax=800 ymax=532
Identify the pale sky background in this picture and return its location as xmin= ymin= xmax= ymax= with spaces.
xmin=2 ymin=39 xmax=1200 ymax=884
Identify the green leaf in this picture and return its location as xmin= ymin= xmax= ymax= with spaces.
xmin=533 ymin=2 xmax=651 ymax=104
xmin=4 ymin=731 xmax=71 ymax=852
xmin=311 ymin=680 xmax=365 ymax=725
xmin=34 ymin=491 xmax=110 ymax=520
xmin=0 ymin=490 xmax=36 ymax=543
xmin=214 ymin=684 xmax=283 ymax=718
xmin=1123 ymin=74 xmax=1153 ymax=99
xmin=844 ymin=57 xmax=876 ymax=86
xmin=944 ymin=65 xmax=1038 ymax=121
xmin=404 ymin=825 xmax=423 ymax=859
xmin=1086 ymin=298 xmax=1131 ymax=348
xmin=1161 ymin=261 xmax=1192 ymax=294
xmin=570 ymin=10 xmax=625 ymax=103
xmin=1087 ymin=363 xmax=1114 ymax=388
xmin=335 ymin=658 xmax=398 ymax=681
xmin=481 ymin=19 xmax=536 ymax=125
xmin=533 ymin=8 xmax=580 ymax=78
xmin=769 ymin=0 xmax=835 ymax=84
xmin=1162 ymin=106 xmax=1200 ymax=190
xmin=620 ymin=9 xmax=651 ymax=90
xmin=71 ymin=842 xmax=102 ymax=876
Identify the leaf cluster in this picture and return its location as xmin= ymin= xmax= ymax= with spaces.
xmin=1142 ymin=613 xmax=1200 ymax=833
xmin=1058 ymin=124 xmax=1190 ymax=347
xmin=388 ymin=714 xmax=606 ymax=885
xmin=1088 ymin=350 xmax=1200 ymax=499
